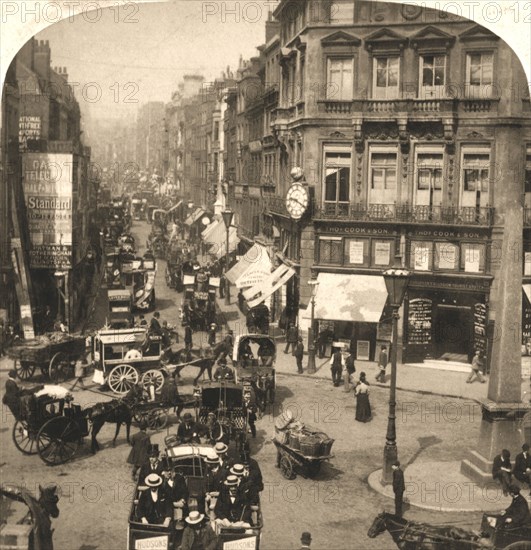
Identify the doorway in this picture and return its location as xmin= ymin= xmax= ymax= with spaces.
xmin=433 ymin=305 xmax=472 ymax=361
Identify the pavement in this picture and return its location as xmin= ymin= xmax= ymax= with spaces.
xmin=214 ymin=287 xmax=531 ymax=405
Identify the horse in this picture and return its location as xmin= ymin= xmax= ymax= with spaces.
xmin=1 ymin=484 xmax=59 ymax=550
xmin=85 ymin=399 xmax=132 ymax=453
xmin=367 ymin=512 xmax=492 ymax=550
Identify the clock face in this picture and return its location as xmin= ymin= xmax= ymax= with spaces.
xmin=285 ymin=183 xmax=309 ymax=220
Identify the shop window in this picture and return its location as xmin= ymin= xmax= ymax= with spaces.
xmin=369 ymin=149 xmax=397 ymax=205
xmin=466 ymin=52 xmax=494 ymax=98
xmin=323 ymin=149 xmax=351 ymax=214
xmin=371 ymin=239 xmax=394 ymax=267
xmin=373 ymin=56 xmax=400 ymax=99
xmin=327 ymin=58 xmax=354 ymax=100
xmin=434 ymin=242 xmax=459 ymax=271
xmin=460 ymin=243 xmax=486 ymax=273
xmin=345 ymin=238 xmax=369 ymax=266
xmin=419 ymin=54 xmax=447 ymax=99
xmin=319 ymin=237 xmax=343 ymax=265
xmin=410 ymin=241 xmax=432 ymax=271
xmin=461 ymin=149 xmax=490 ymax=209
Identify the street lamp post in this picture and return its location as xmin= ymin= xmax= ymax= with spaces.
xmin=221 ymin=209 xmax=234 ymax=306
xmin=307 ymin=278 xmax=319 ymax=374
xmin=381 ymin=268 xmax=410 ymax=485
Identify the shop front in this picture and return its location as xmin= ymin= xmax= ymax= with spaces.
xmin=403 ymin=276 xmax=491 ymax=367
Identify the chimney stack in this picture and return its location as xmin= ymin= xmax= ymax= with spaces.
xmin=33 ymin=40 xmax=51 ymax=81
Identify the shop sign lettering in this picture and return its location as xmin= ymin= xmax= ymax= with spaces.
xmin=135 ymin=536 xmax=168 ymax=550
xmin=413 ymin=229 xmax=482 ymax=239
xmin=320 ymin=226 xmax=392 ymax=235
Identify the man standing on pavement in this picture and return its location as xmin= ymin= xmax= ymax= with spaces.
xmin=284 ymin=323 xmax=299 ymax=354
xmin=375 ymin=345 xmax=388 ymax=383
xmin=293 ymin=336 xmax=304 ymax=374
xmin=466 ymin=350 xmax=486 ymax=383
xmin=392 ymin=461 xmax=406 ymax=517
xmin=330 ymin=345 xmax=344 ymax=387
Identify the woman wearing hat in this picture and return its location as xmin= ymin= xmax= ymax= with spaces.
xmin=136 ymin=473 xmax=172 ymax=526
xmin=355 ymin=372 xmax=372 ymax=423
xmin=180 ymin=510 xmax=217 ymax=550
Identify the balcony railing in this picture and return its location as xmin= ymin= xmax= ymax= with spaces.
xmin=314 ymin=202 xmax=495 ymax=226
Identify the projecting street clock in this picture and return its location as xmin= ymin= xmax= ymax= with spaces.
xmin=285 ymin=182 xmax=309 ymax=220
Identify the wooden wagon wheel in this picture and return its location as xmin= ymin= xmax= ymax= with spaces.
xmin=36 ymin=417 xmax=82 ymax=466
xmin=13 ymin=359 xmax=36 ymax=381
xmin=146 ymin=409 xmax=168 ymax=431
xmin=108 ymin=364 xmax=139 ymax=395
xmin=280 ymin=455 xmax=296 ymax=480
xmin=505 ymin=543 xmax=531 ymax=549
xmin=49 ymin=352 xmax=70 ymax=383
xmin=141 ymin=369 xmax=165 ymax=393
xmin=12 ymin=420 xmax=38 ymax=455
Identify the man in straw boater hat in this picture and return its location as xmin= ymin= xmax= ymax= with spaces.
xmin=214 ymin=475 xmax=252 ymax=525
xmin=214 ymin=442 xmax=232 ymax=475
xmin=180 ymin=510 xmax=217 ymax=550
xmin=136 ymin=473 xmax=172 ymax=526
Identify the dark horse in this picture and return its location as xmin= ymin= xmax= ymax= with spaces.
xmin=367 ymin=512 xmax=493 ymax=550
xmin=85 ymin=399 xmax=132 ymax=453
xmin=1 ymin=484 xmax=59 ymax=550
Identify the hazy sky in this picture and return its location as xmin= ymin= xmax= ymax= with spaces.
xmin=36 ymin=0 xmax=273 ymax=121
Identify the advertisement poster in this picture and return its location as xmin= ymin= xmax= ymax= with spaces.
xmin=19 ymin=116 xmax=41 ymax=152
xmin=22 ymin=153 xmax=73 ymax=269
xmin=348 ymin=240 xmax=365 ymax=264
xmin=464 ymin=245 xmax=480 ymax=273
xmin=437 ymin=243 xmax=458 ymax=270
xmin=373 ymin=241 xmax=391 ymax=266
xmin=413 ymin=243 xmax=430 ymax=271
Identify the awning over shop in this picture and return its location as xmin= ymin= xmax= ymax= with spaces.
xmin=308 ymin=273 xmax=388 ymax=323
xmin=225 ymin=244 xmax=272 ymax=288
xmin=201 ymin=218 xmax=221 ymax=240
xmin=203 ymin=220 xmax=224 ymax=245
xmin=523 ymin=284 xmax=531 ymax=303
xmin=213 ymin=226 xmax=240 ymax=259
xmin=243 ymin=263 xmax=296 ymax=308
xmin=184 ymin=208 xmax=206 ymax=226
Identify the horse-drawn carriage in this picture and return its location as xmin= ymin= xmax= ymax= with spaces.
xmin=0 ymin=484 xmax=59 ymax=550
xmin=11 ymin=385 xmax=90 ymax=465
xmin=127 ymin=443 xmax=263 ymax=550
xmin=368 ymin=511 xmax=531 ymax=549
xmin=233 ymin=334 xmax=276 ymax=408
xmin=7 ymin=333 xmax=88 ymax=383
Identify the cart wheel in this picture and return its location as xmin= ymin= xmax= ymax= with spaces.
xmin=12 ymin=420 xmax=38 ymax=455
xmin=49 ymin=352 xmax=70 ymax=383
xmin=505 ymin=544 xmax=531 ymax=549
xmin=14 ymin=359 xmax=36 ymax=381
xmin=146 ymin=410 xmax=168 ymax=431
xmin=37 ymin=417 xmax=81 ymax=465
xmin=307 ymin=461 xmax=321 ymax=477
xmin=141 ymin=370 xmax=165 ymax=393
xmin=133 ymin=410 xmax=148 ymax=425
xmin=108 ymin=364 xmax=139 ymax=395
xmin=280 ymin=456 xmax=296 ymax=480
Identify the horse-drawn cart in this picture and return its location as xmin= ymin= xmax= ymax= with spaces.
xmin=11 ymin=385 xmax=90 ymax=465
xmin=272 ymin=437 xmax=334 ymax=480
xmin=7 ymin=334 xmax=88 ymax=383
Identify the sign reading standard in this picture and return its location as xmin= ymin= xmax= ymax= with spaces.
xmin=22 ymin=153 xmax=73 ymax=269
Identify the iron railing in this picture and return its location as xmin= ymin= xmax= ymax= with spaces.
xmin=314 ymin=202 xmax=495 ymax=226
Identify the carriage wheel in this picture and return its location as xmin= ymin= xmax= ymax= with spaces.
xmin=14 ymin=359 xmax=36 ymax=381
xmin=108 ymin=364 xmax=139 ymax=395
xmin=141 ymin=370 xmax=165 ymax=393
xmin=505 ymin=544 xmax=531 ymax=549
xmin=12 ymin=420 xmax=38 ymax=455
xmin=49 ymin=352 xmax=70 ymax=383
xmin=280 ymin=455 xmax=296 ymax=480
xmin=307 ymin=461 xmax=321 ymax=478
xmin=146 ymin=410 xmax=168 ymax=431
xmin=37 ymin=417 xmax=81 ymax=465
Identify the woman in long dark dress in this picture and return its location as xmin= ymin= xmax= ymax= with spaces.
xmin=355 ymin=372 xmax=372 ymax=422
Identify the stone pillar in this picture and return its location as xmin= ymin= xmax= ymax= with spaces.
xmin=461 ymin=124 xmax=530 ymax=484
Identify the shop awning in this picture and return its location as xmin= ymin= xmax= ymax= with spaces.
xmin=225 ymin=244 xmax=272 ymax=288
xmin=308 ymin=273 xmax=388 ymax=323
xmin=524 ymin=284 xmax=531 ymax=303
xmin=184 ymin=208 xmax=206 ymax=226
xmin=203 ymin=220 xmax=224 ymax=245
xmin=213 ymin=226 xmax=240 ymax=259
xmin=243 ymin=263 xmax=296 ymax=308
xmin=201 ymin=218 xmax=221 ymax=240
